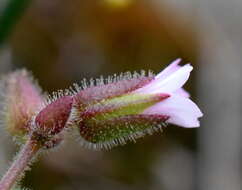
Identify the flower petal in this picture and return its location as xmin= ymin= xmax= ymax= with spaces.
xmin=155 ymin=58 xmax=182 ymax=80
xmin=175 ymin=88 xmax=190 ymax=98
xmin=143 ymin=95 xmax=203 ymax=128
xmin=136 ymin=63 xmax=193 ymax=94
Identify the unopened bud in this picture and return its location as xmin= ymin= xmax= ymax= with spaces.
xmin=34 ymin=96 xmax=73 ymax=136
xmin=1 ymin=70 xmax=43 ymax=136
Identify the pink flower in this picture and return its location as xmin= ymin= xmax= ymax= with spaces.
xmin=72 ymin=59 xmax=202 ymax=149
xmin=134 ymin=59 xmax=203 ymax=128
xmin=0 ymin=59 xmax=202 ymax=150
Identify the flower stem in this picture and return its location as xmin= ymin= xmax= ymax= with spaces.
xmin=0 ymin=138 xmax=41 ymax=190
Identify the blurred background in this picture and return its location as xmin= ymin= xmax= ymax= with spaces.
xmin=0 ymin=0 xmax=241 ymax=190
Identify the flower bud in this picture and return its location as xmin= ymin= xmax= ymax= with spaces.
xmin=34 ymin=96 xmax=73 ymax=136
xmin=1 ymin=70 xmax=43 ymax=136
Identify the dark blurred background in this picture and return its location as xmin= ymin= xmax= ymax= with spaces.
xmin=0 ymin=0 xmax=241 ymax=190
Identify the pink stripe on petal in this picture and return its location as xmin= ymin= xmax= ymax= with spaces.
xmin=143 ymin=95 xmax=203 ymax=128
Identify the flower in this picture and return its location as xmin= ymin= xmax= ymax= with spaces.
xmin=73 ymin=59 xmax=203 ymax=149
xmin=0 ymin=60 xmax=202 ymax=150
xmin=135 ymin=58 xmax=203 ymax=128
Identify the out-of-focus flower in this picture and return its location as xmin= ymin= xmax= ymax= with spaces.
xmin=0 ymin=70 xmax=44 ymax=137
xmin=102 ymin=0 xmax=134 ymax=9
xmin=72 ymin=59 xmax=203 ymax=150
xmin=0 ymin=70 xmax=72 ymax=148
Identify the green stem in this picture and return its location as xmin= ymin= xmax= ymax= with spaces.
xmin=0 ymin=139 xmax=40 ymax=190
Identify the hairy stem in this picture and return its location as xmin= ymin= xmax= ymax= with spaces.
xmin=0 ymin=139 xmax=40 ymax=190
